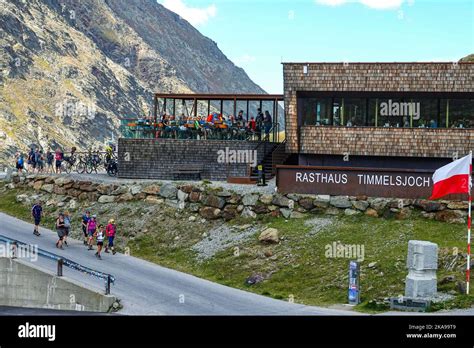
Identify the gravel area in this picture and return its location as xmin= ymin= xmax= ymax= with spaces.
xmin=192 ymin=223 xmax=260 ymax=261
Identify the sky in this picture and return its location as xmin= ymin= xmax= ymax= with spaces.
xmin=158 ymin=0 xmax=474 ymax=94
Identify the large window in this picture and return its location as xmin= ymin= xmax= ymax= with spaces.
xmin=299 ymin=95 xmax=474 ymax=128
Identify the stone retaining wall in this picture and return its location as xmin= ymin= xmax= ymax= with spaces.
xmin=5 ymin=174 xmax=469 ymax=224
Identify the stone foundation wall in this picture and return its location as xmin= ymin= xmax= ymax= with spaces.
xmin=5 ymin=174 xmax=469 ymax=224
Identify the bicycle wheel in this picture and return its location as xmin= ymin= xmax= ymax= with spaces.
xmin=76 ymin=160 xmax=86 ymax=174
xmin=65 ymin=162 xmax=72 ymax=174
xmin=86 ymin=162 xmax=94 ymax=174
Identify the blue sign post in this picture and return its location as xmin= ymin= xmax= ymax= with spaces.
xmin=348 ymin=261 xmax=360 ymax=305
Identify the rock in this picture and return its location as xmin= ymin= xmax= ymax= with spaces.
xmin=272 ymin=194 xmax=292 ymax=208
xmin=199 ymin=207 xmax=221 ymax=220
xmin=188 ymin=216 xmax=197 ymax=222
xmin=414 ymin=199 xmax=446 ymax=212
xmin=189 ymin=191 xmax=201 ymax=203
xmin=87 ymin=192 xmax=100 ymax=202
xmin=253 ymin=204 xmax=269 ymax=215
xmin=344 ymin=208 xmax=360 ymax=216
xmin=54 ymin=177 xmax=73 ymax=186
xmin=435 ymin=210 xmax=465 ymax=224
xmin=368 ymin=262 xmax=377 ymax=269
xmin=259 ymin=194 xmax=274 ymax=205
xmin=237 ymin=205 xmax=244 ymax=213
xmin=189 ymin=203 xmax=201 ymax=212
xmin=330 ymin=196 xmax=351 ymax=209
xmin=242 ymin=193 xmax=259 ymax=206
xmin=216 ymin=190 xmax=232 ymax=197
xmin=298 ymin=197 xmax=314 ymax=210
xmin=258 ymin=228 xmax=279 ymax=244
xmin=241 ymin=207 xmax=257 ymax=219
xmin=325 ymin=207 xmax=340 ymax=215
xmin=352 ymin=200 xmax=369 ymax=211
xmin=41 ymin=184 xmax=54 ymax=193
xmin=245 ymin=273 xmax=265 ymax=285
xmin=57 ymin=201 xmax=66 ymax=208
xmin=447 ymin=201 xmax=469 ymax=210
xmin=440 ymin=275 xmax=456 ymax=285
xmin=111 ymin=186 xmax=128 ymax=196
xmin=280 ymin=208 xmax=291 ymax=219
xmin=145 ymin=196 xmax=163 ymax=204
xmin=44 ymin=176 xmax=55 ymax=184
xmin=53 ymin=186 xmax=66 ymax=195
xmin=421 ymin=211 xmax=435 ymax=220
xmin=264 ymin=250 xmax=273 ymax=257
xmin=79 ymin=182 xmax=95 ymax=192
xmin=396 ymin=207 xmax=411 ymax=220
xmin=6 ymin=183 xmax=15 ymax=189
xmin=267 ymin=205 xmax=278 ymax=212
xmin=159 ymin=183 xmax=178 ymax=199
xmin=226 ymin=194 xmax=241 ymax=205
xmin=287 ymin=193 xmax=300 ymax=202
xmin=179 ymin=184 xmax=195 ymax=194
xmin=177 ymin=190 xmax=189 ymax=202
xmin=16 ymin=194 xmax=29 ymax=203
xmin=142 ymin=185 xmax=160 ymax=195
xmin=33 ymin=181 xmax=43 ymax=191
xmin=129 ymin=185 xmax=142 ymax=195
xmin=117 ymin=192 xmax=134 ymax=202
xmin=355 ymin=195 xmax=368 ymax=201
xmin=290 ymin=211 xmax=306 ymax=219
xmin=45 ymin=199 xmax=57 ymax=207
xmin=202 ymin=194 xmax=226 ymax=209
xmin=165 ymin=199 xmax=184 ymax=210
xmin=369 ymin=198 xmax=390 ymax=212
xmin=222 ymin=205 xmax=237 ymax=221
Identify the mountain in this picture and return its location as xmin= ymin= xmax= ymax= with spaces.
xmin=0 ymin=0 xmax=266 ymax=164
xmin=460 ymin=54 xmax=474 ymax=62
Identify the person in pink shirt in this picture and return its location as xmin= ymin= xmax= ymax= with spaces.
xmin=105 ymin=219 xmax=117 ymax=255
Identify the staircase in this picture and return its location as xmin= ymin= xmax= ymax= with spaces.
xmin=250 ymin=139 xmax=290 ymax=181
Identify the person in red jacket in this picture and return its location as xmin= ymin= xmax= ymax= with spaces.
xmin=105 ymin=219 xmax=117 ymax=255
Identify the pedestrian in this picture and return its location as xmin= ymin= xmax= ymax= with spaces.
xmin=256 ymin=108 xmax=264 ymax=141
xmin=105 ymin=219 xmax=117 ymax=255
xmin=63 ymin=211 xmax=71 ymax=247
xmin=46 ymin=150 xmax=54 ymax=174
xmin=16 ymin=153 xmax=24 ymax=174
xmin=27 ymin=147 xmax=34 ymax=172
xmin=55 ymin=213 xmax=66 ymax=249
xmin=31 ymin=201 xmax=42 ymax=236
xmin=87 ymin=215 xmax=98 ymax=250
xmin=81 ymin=210 xmax=91 ymax=245
xmin=264 ymin=110 xmax=272 ymax=141
xmin=55 ymin=148 xmax=63 ymax=174
xmin=94 ymin=225 xmax=105 ymax=260
xmin=37 ymin=150 xmax=45 ymax=173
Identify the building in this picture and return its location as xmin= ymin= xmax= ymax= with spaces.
xmin=277 ymin=62 xmax=474 ymax=198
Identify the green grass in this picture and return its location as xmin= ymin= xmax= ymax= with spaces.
xmin=1 ymin=185 xmax=473 ymax=312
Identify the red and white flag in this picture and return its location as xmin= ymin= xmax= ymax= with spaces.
xmin=429 ymin=154 xmax=472 ymax=200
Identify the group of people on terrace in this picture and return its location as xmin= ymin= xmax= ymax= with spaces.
xmin=129 ymin=108 xmax=275 ymax=141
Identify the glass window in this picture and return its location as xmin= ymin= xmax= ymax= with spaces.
xmin=301 ymin=98 xmax=332 ymax=126
xmin=343 ymin=98 xmax=367 ymax=127
xmin=411 ymin=99 xmax=439 ymax=128
xmin=377 ymin=98 xmax=405 ymax=128
xmin=448 ymin=99 xmax=474 ymax=129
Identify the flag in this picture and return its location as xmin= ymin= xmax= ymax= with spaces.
xmin=429 ymin=154 xmax=472 ymax=200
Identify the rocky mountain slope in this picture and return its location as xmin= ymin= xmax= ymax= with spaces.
xmin=0 ymin=0 xmax=265 ymax=164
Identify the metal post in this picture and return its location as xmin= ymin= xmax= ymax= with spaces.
xmin=57 ymin=259 xmax=63 ymax=277
xmin=106 ymin=275 xmax=111 ymax=295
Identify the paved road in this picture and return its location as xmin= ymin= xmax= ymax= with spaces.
xmin=0 ymin=212 xmax=360 ymax=315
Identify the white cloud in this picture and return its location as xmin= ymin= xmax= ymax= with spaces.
xmin=315 ymin=0 xmax=406 ymax=10
xmin=233 ymin=54 xmax=256 ymax=66
xmin=160 ymin=0 xmax=217 ymax=26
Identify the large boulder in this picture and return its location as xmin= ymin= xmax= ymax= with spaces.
xmin=329 ymin=196 xmax=351 ymax=209
xmin=242 ymin=193 xmax=259 ymax=206
xmin=258 ymin=228 xmax=279 ymax=244
xmin=314 ymin=195 xmax=330 ymax=208
xmin=41 ymin=184 xmax=54 ymax=193
xmin=352 ymin=200 xmax=369 ymax=211
xmin=159 ymin=183 xmax=178 ymax=199
xmin=202 ymin=194 xmax=226 ymax=209
xmin=272 ymin=194 xmax=293 ymax=208
xmin=199 ymin=207 xmax=222 ymax=220
xmin=414 ymin=199 xmax=446 ymax=212
xmin=98 ymin=195 xmax=116 ymax=204
xmin=142 ymin=185 xmax=160 ymax=195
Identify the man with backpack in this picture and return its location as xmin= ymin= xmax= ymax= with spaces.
xmin=32 ymin=201 xmax=42 ymax=236
xmin=16 ymin=153 xmax=24 ymax=174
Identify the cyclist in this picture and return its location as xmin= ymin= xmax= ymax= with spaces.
xmin=105 ymin=143 xmax=114 ymax=164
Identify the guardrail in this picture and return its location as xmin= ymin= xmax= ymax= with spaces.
xmin=0 ymin=235 xmax=116 ymax=295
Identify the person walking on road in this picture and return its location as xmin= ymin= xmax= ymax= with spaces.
xmin=32 ymin=201 xmax=42 ymax=236
xmin=94 ymin=225 xmax=105 ymax=260
xmin=81 ymin=210 xmax=91 ymax=245
xmin=105 ymin=219 xmax=117 ymax=255
xmin=63 ymin=211 xmax=71 ymax=247
xmin=55 ymin=213 xmax=66 ymax=249
xmin=87 ymin=215 xmax=98 ymax=250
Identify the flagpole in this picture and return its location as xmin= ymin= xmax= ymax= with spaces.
xmin=467 ymin=150 xmax=472 ymax=295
